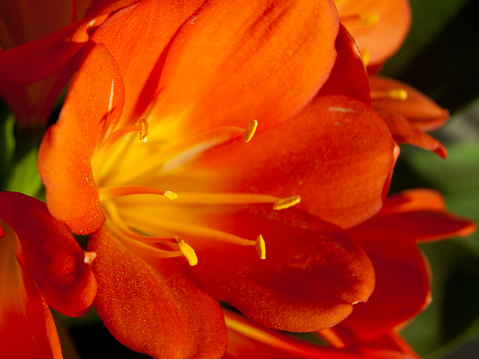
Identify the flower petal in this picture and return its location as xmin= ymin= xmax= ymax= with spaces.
xmin=39 ymin=43 xmax=125 ymax=235
xmin=0 ymin=263 xmax=62 ymax=359
xmin=150 ymin=0 xmax=339 ymax=134
xmin=0 ymin=192 xmax=97 ymax=317
xmin=179 ymin=95 xmax=397 ymax=228
xmin=87 ymin=226 xmax=227 ymax=358
xmin=90 ymin=0 xmax=205 ymax=124
xmin=319 ymin=24 xmax=370 ymax=104
xmin=377 ymin=108 xmax=447 ymax=158
xmin=182 ymin=206 xmax=375 ymax=332
xmin=336 ymin=0 xmax=411 ymax=66
xmin=370 ymin=76 xmax=449 ymax=131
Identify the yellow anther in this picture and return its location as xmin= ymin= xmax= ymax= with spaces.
xmin=164 ymin=191 xmax=178 ymax=200
xmin=176 ymin=237 xmax=198 ymax=266
xmin=387 ymin=89 xmax=408 ymax=100
xmin=255 ymin=234 xmax=266 ymax=260
xmin=139 ymin=118 xmax=149 ymax=143
xmin=359 ymin=13 xmax=380 ymax=27
xmin=370 ymin=89 xmax=409 ymax=101
xmin=273 ymin=195 xmax=301 ymax=210
xmin=243 ymin=120 xmax=258 ymax=143
xmin=361 ymin=48 xmax=370 ymax=67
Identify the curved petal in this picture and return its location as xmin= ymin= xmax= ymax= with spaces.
xmin=176 ymin=95 xmax=397 ymax=228
xmin=90 ymin=0 xmax=205 ymax=124
xmin=340 ymin=226 xmax=430 ymax=341
xmin=319 ymin=24 xmax=370 ymax=104
xmin=150 ymin=0 xmax=339 ymax=134
xmin=370 ymin=76 xmax=449 ymax=131
xmin=0 ymin=192 xmax=97 ymax=317
xmin=372 ymin=190 xmax=476 ymax=242
xmin=377 ymin=108 xmax=447 ymax=158
xmin=182 ymin=206 xmax=375 ymax=332
xmin=0 ymin=262 xmax=62 ymax=359
xmin=87 ymin=226 xmax=227 ymax=358
xmin=39 ymin=42 xmax=125 ymax=235
xmin=336 ymin=0 xmax=411 ymax=66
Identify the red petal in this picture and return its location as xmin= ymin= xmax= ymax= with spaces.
xmin=377 ymin=108 xmax=447 ymax=158
xmin=0 ymin=266 xmax=62 ymax=359
xmin=38 ymin=43 xmax=125 ymax=235
xmin=0 ymin=192 xmax=97 ymax=317
xmin=373 ymin=190 xmax=476 ymax=242
xmin=90 ymin=0 xmax=205 ymax=125
xmin=337 ymin=0 xmax=411 ymax=66
xmin=183 ymin=95 xmax=397 ymax=228
xmin=87 ymin=226 xmax=227 ymax=358
xmin=370 ymin=76 xmax=449 ymax=131
xmin=340 ymin=226 xmax=430 ymax=341
xmin=184 ymin=207 xmax=374 ymax=332
xmin=319 ymin=24 xmax=370 ymax=104
xmin=149 ymin=0 xmax=339 ymax=134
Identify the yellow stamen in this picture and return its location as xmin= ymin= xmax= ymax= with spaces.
xmin=361 ymin=48 xmax=370 ymax=67
xmin=370 ymin=89 xmax=408 ymax=101
xmin=273 ymin=195 xmax=301 ymax=210
xmin=359 ymin=13 xmax=380 ymax=27
xmin=99 ymin=185 xmax=178 ymax=201
xmin=169 ymin=192 xmax=279 ymax=205
xmin=139 ymin=118 xmax=149 ymax=143
xmin=255 ymin=234 xmax=266 ymax=260
xmin=243 ymin=120 xmax=258 ymax=143
xmin=176 ymin=237 xmax=198 ymax=266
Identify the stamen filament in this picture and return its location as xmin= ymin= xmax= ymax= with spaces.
xmin=172 ymin=192 xmax=280 ymax=205
xmin=99 ymin=185 xmax=178 ymax=201
xmin=273 ymin=195 xmax=301 ymax=210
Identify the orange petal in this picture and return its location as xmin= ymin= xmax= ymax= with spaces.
xmin=183 ymin=95 xmax=397 ymax=228
xmin=39 ymin=43 xmax=125 ymax=235
xmin=87 ymin=226 xmax=227 ymax=358
xmin=0 ymin=265 xmax=62 ymax=359
xmin=341 ymin=226 xmax=430 ymax=341
xmin=184 ymin=207 xmax=374 ymax=332
xmin=319 ymin=24 xmax=370 ymax=104
xmin=370 ymin=76 xmax=449 ymax=131
xmin=90 ymin=0 xmax=205 ymax=125
xmin=150 ymin=0 xmax=339 ymax=134
xmin=337 ymin=0 xmax=411 ymax=66
xmin=377 ymin=108 xmax=447 ymax=158
xmin=0 ymin=192 xmax=97 ymax=317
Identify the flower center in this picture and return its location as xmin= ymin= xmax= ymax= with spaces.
xmin=92 ymin=118 xmax=299 ymax=266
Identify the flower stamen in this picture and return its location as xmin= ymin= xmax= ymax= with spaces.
xmin=175 ymin=237 xmax=198 ymax=266
xmin=370 ymin=89 xmax=408 ymax=101
xmin=255 ymin=234 xmax=266 ymax=260
xmin=139 ymin=118 xmax=149 ymax=143
xmin=243 ymin=120 xmax=258 ymax=143
xmin=99 ymin=185 xmax=178 ymax=201
xmin=273 ymin=195 xmax=301 ymax=210
xmin=341 ymin=13 xmax=380 ymax=28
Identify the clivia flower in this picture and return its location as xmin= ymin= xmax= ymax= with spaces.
xmin=0 ymin=0 xmax=139 ymax=128
xmin=38 ymin=0 xmax=399 ymax=357
xmin=0 ymin=191 xmax=97 ymax=358
xmin=224 ymin=189 xmax=475 ymax=359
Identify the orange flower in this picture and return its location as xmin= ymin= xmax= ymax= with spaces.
xmin=335 ymin=0 xmax=411 ymax=68
xmin=0 ymin=192 xmax=97 ymax=358
xmin=38 ymin=0 xmax=399 ymax=357
xmin=0 ymin=0 xmax=139 ymax=128
xmin=224 ymin=189 xmax=475 ymax=359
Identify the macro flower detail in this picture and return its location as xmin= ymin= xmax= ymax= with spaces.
xmin=0 ymin=191 xmax=97 ymax=358
xmin=38 ymin=0 xmax=400 ymax=357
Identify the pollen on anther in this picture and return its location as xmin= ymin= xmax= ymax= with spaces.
xmin=360 ymin=13 xmax=380 ymax=27
xmin=243 ymin=120 xmax=258 ymax=143
xmin=255 ymin=234 xmax=266 ymax=260
xmin=361 ymin=48 xmax=370 ymax=67
xmin=388 ymin=89 xmax=408 ymax=101
xmin=273 ymin=195 xmax=301 ymax=210
xmin=177 ymin=238 xmax=198 ymax=266
xmin=164 ymin=191 xmax=178 ymax=200
xmin=139 ymin=118 xmax=149 ymax=143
